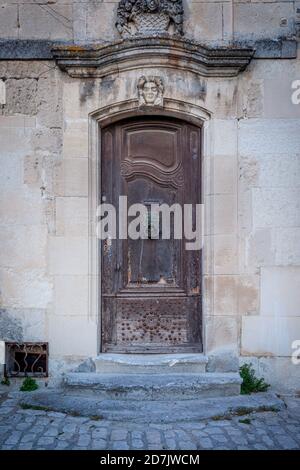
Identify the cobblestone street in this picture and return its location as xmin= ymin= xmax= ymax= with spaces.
xmin=0 ymin=394 xmax=299 ymax=450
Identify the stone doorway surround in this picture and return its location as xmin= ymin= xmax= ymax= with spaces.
xmin=89 ymin=99 xmax=211 ymax=357
xmin=53 ymin=34 xmax=254 ymax=373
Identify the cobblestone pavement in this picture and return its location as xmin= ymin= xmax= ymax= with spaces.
xmin=0 ymin=394 xmax=299 ymax=450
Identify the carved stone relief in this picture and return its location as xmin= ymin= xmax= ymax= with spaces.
xmin=116 ymin=0 xmax=184 ymax=37
xmin=137 ymin=75 xmax=164 ymax=107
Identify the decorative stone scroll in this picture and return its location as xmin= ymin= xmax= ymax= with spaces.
xmin=116 ymin=0 xmax=184 ymax=37
xmin=137 ymin=75 xmax=164 ymax=107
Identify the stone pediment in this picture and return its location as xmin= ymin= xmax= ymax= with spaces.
xmin=52 ymin=36 xmax=255 ymax=79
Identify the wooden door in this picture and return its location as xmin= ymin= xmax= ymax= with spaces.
xmin=101 ymin=116 xmax=202 ymax=353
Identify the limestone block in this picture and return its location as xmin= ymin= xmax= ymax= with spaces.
xmin=0 ymin=341 xmax=4 ymax=365
xmin=250 ymin=153 xmax=300 ymax=189
xmin=240 ymin=356 xmax=300 ymax=394
xmin=264 ymin=78 xmax=300 ymax=119
xmin=23 ymin=154 xmax=61 ymax=204
xmin=237 ymin=78 xmax=264 ymax=119
xmin=233 ymin=3 xmax=295 ymax=40
xmin=55 ymin=197 xmax=88 ymax=237
xmin=238 ymin=188 xmax=252 ymax=233
xmin=0 ymin=4 xmax=18 ymax=39
xmin=37 ymin=74 xmax=63 ymax=129
xmin=1 ymin=308 xmax=47 ymax=342
xmin=0 ymin=225 xmax=47 ymax=270
xmin=114 ymin=69 xmax=193 ymax=106
xmin=73 ymin=2 xmax=87 ymax=42
xmin=0 ymin=125 xmax=34 ymax=159
xmin=63 ymin=119 xmax=89 ymax=159
xmin=63 ymin=80 xmax=93 ymax=120
xmin=206 ymin=315 xmax=239 ymax=354
xmin=213 ymin=275 xmax=238 ymax=315
xmin=207 ymin=351 xmax=239 ymax=373
xmin=238 ymin=119 xmax=300 ymax=158
xmin=48 ymin=357 xmax=84 ymax=384
xmin=54 ymin=158 xmax=88 ymax=197
xmin=238 ymin=274 xmax=259 ymax=315
xmin=78 ymin=79 xmax=99 ymax=107
xmin=4 ymin=78 xmax=37 ymax=115
xmin=203 ymin=275 xmax=213 ymax=315
xmin=0 ymin=268 xmax=52 ymax=309
xmin=205 ymin=194 xmax=237 ymax=235
xmin=207 ymin=266 xmax=255 ymax=316
xmin=49 ymin=315 xmax=97 ymax=356
xmin=213 ymin=119 xmax=238 ymax=157
xmin=22 ymin=309 xmax=47 ymax=342
xmin=54 ymin=275 xmax=88 ymax=316
xmin=32 ymin=128 xmax=63 ymax=157
xmin=205 ymin=79 xmax=238 ymax=119
xmin=274 ymin=228 xmax=300 ymax=265
xmin=246 ymin=228 xmax=276 ymax=268
xmin=0 ymin=115 xmax=36 ymax=129
xmin=48 ymin=236 xmax=88 ymax=276
xmin=260 ymin=267 xmax=300 ymax=317
xmin=86 ymin=2 xmax=118 ymax=42
xmin=0 ymin=60 xmax=56 ymax=80
xmin=0 ymin=189 xmax=43 ymax=226
xmin=212 ymin=234 xmax=238 ymax=275
xmin=245 ymin=57 xmax=300 ymax=81
xmin=23 ymin=154 xmax=43 ymax=187
xmin=159 ymin=71 xmax=208 ymax=108
xmin=18 ymin=4 xmax=73 ymax=40
xmin=238 ymin=155 xmax=259 ymax=189
xmin=252 ymin=188 xmax=300 ymax=229
xmin=213 ymin=154 xmax=237 ymax=194
xmin=0 ymin=79 xmax=6 ymax=105
xmin=99 ymin=75 xmax=131 ymax=109
xmin=257 ymin=357 xmax=300 ymax=394
xmin=185 ymin=2 xmax=223 ymax=43
xmin=44 ymin=197 xmax=56 ymax=235
xmin=241 ymin=316 xmax=300 ymax=356
xmin=0 ymin=309 xmax=23 ymax=342
xmin=222 ymin=1 xmax=233 ymax=43
xmin=1 ymin=153 xmax=23 ymax=191
xmin=261 ymin=153 xmax=300 ymax=188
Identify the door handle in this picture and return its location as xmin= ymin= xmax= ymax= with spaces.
xmin=116 ymin=263 xmax=122 ymax=271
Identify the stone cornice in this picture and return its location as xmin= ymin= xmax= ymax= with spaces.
xmin=52 ymin=36 xmax=255 ymax=78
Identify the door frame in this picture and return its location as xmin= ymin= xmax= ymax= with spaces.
xmin=88 ymin=98 xmax=212 ymax=354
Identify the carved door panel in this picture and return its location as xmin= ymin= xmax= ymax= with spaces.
xmin=101 ymin=116 xmax=202 ymax=353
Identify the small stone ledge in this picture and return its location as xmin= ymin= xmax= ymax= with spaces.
xmin=0 ymin=37 xmax=296 ymax=65
xmin=0 ymin=40 xmax=55 ymax=60
xmin=236 ymin=38 xmax=297 ymax=59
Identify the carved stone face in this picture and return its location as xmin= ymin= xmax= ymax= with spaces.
xmin=142 ymin=81 xmax=159 ymax=104
xmin=147 ymin=0 xmax=159 ymax=12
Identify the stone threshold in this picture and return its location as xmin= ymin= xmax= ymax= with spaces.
xmin=64 ymin=371 xmax=241 ymax=400
xmin=16 ymin=391 xmax=285 ymax=424
xmin=93 ymin=353 xmax=208 ymax=374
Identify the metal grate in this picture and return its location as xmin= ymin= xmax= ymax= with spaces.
xmin=5 ymin=342 xmax=48 ymax=378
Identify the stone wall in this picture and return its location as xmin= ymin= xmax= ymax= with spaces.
xmin=0 ymin=1 xmax=300 ymax=392
xmin=0 ymin=1 xmax=297 ymax=44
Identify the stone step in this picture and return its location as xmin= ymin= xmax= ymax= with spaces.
xmin=63 ymin=372 xmax=242 ymax=400
xmin=18 ymin=391 xmax=285 ymax=424
xmin=93 ymin=353 xmax=208 ymax=374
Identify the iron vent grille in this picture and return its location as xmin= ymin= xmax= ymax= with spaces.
xmin=5 ymin=342 xmax=48 ymax=378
